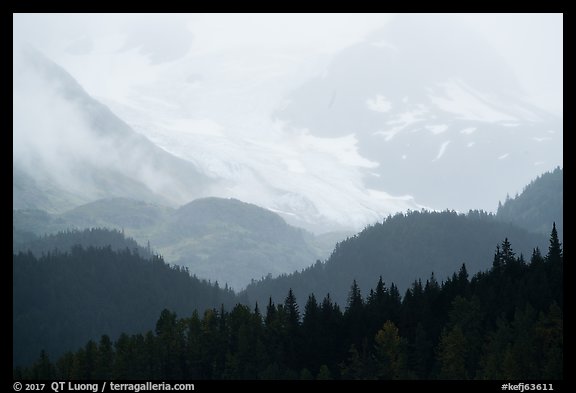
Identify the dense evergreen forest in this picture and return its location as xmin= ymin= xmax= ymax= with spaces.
xmin=13 ymin=230 xmax=237 ymax=367
xmin=243 ymin=209 xmax=548 ymax=307
xmin=15 ymin=225 xmax=562 ymax=380
xmin=13 ymin=228 xmax=152 ymax=259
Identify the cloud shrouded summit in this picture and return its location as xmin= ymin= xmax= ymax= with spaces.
xmin=13 ymin=14 xmax=562 ymax=232
xmin=13 ymin=45 xmax=217 ymax=213
xmin=276 ymin=14 xmax=562 ymax=213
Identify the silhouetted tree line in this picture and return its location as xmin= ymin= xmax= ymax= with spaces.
xmin=242 ymin=209 xmax=548 ymax=308
xmin=15 ymin=225 xmax=562 ymax=380
xmin=13 ymin=228 xmax=152 ymax=259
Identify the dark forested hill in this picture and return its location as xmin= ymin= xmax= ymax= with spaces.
xmin=13 ymin=242 xmax=237 ymax=368
xmin=13 ymin=228 xmax=152 ymax=259
xmin=17 ymin=229 xmax=562 ymax=380
xmin=496 ymin=167 xmax=563 ymax=239
xmin=242 ymin=210 xmax=548 ymax=308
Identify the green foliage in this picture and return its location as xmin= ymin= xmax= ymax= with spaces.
xmin=374 ymin=321 xmax=410 ymax=379
xmin=437 ymin=326 xmax=469 ymax=379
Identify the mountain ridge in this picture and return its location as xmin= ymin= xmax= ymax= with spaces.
xmin=13 ymin=44 xmax=217 ymax=214
xmin=242 ymin=209 xmax=549 ymax=308
xmin=275 ymin=14 xmax=562 ymax=213
xmin=13 ymin=197 xmax=336 ymax=290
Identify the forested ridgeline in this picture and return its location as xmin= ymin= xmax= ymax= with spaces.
xmin=13 ymin=227 xmax=153 ymax=259
xmin=13 ymin=197 xmax=327 ymax=292
xmin=496 ymin=167 xmax=563 ymax=238
xmin=243 ymin=209 xmax=549 ymax=308
xmin=16 ymin=225 xmax=562 ymax=380
xmin=13 ymin=239 xmax=238 ymax=368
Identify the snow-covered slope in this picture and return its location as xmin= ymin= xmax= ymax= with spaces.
xmin=97 ymin=48 xmax=423 ymax=232
xmin=276 ymin=14 xmax=562 ymax=213
xmin=19 ymin=14 xmax=560 ymax=233
xmin=13 ymin=44 xmax=216 ymax=213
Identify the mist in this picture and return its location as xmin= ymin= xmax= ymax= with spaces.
xmin=13 ymin=44 xmax=215 ymax=213
xmin=12 ymin=14 xmax=564 ymax=377
xmin=13 ymin=13 xmax=563 ymax=232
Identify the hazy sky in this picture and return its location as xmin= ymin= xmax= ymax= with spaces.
xmin=13 ymin=13 xmax=562 ymax=115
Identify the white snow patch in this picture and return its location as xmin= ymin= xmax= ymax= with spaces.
xmin=267 ymin=207 xmax=297 ymax=217
xmin=460 ymin=127 xmax=477 ymax=135
xmin=429 ymin=79 xmax=519 ymax=122
xmin=401 ymin=154 xmax=407 ymax=160
xmin=297 ymin=132 xmax=378 ymax=168
xmin=433 ymin=141 xmax=451 ymax=161
xmin=426 ymin=124 xmax=448 ymax=135
xmin=532 ymin=136 xmax=551 ymax=142
xmin=372 ymin=105 xmax=428 ymax=142
xmin=387 ymin=107 xmax=428 ymax=125
xmin=366 ymin=94 xmax=392 ymax=113
xmin=498 ymin=153 xmax=510 ymax=160
xmin=534 ymin=161 xmax=545 ymax=166
xmin=467 ymin=142 xmax=476 ymax=148
xmin=373 ymin=127 xmax=402 ymax=142
xmin=374 ymin=107 xmax=429 ymax=142
xmin=547 ymin=130 xmax=556 ymax=134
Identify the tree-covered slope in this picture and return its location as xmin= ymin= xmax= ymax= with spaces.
xmin=60 ymin=198 xmax=171 ymax=230
xmin=13 ymin=228 xmax=151 ymax=259
xmin=14 ymin=197 xmax=328 ymax=290
xmin=18 ymin=230 xmax=562 ymax=380
xmin=13 ymin=242 xmax=237 ymax=368
xmin=243 ymin=210 xmax=548 ymax=307
xmin=156 ymin=198 xmax=320 ymax=290
xmin=496 ymin=167 xmax=563 ymax=239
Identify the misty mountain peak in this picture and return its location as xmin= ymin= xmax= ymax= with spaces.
xmin=13 ymin=45 xmax=215 ymax=213
xmin=275 ymin=17 xmax=561 ymax=213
